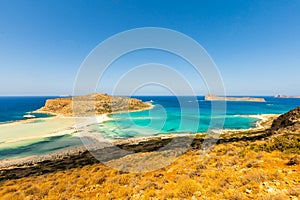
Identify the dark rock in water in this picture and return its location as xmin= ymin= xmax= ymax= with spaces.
xmin=270 ymin=106 xmax=300 ymax=133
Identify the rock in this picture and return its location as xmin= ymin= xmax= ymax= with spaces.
xmin=266 ymin=187 xmax=275 ymax=193
xmin=287 ymin=155 xmax=300 ymax=165
xmin=271 ymin=106 xmax=300 ymax=133
xmin=245 ymin=189 xmax=252 ymax=194
xmin=290 ymin=196 xmax=298 ymax=200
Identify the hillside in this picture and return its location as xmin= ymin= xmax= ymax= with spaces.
xmin=0 ymin=107 xmax=299 ymax=199
xmin=36 ymin=93 xmax=152 ymax=116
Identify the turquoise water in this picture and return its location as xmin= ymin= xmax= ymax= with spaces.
xmin=0 ymin=96 xmax=300 ymax=160
xmin=0 ymin=135 xmax=82 ymax=159
xmin=88 ymin=96 xmax=300 ymax=138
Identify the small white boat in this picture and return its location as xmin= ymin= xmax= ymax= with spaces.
xmin=23 ymin=114 xmax=36 ymax=119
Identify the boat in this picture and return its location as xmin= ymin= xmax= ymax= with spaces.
xmin=23 ymin=114 xmax=36 ymax=119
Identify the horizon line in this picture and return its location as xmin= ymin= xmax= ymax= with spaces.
xmin=0 ymin=94 xmax=290 ymax=97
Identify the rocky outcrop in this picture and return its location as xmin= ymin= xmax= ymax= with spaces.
xmin=36 ymin=93 xmax=152 ymax=116
xmin=270 ymin=106 xmax=300 ymax=133
xmin=205 ymin=94 xmax=265 ymax=102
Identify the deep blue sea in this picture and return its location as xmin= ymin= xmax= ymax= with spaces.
xmin=0 ymin=96 xmax=57 ymax=123
xmin=1 ymin=96 xmax=299 ymax=125
xmin=0 ymin=96 xmax=300 ymax=160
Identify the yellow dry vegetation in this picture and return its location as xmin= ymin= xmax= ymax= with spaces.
xmin=0 ymin=140 xmax=299 ymax=200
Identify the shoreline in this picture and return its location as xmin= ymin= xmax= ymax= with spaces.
xmin=0 ymin=103 xmax=154 ymax=146
xmin=216 ymin=114 xmax=279 ymax=134
xmin=0 ymin=111 xmax=279 ymax=169
xmin=0 ymin=114 xmax=112 ymax=147
xmin=190 ymin=114 xmax=279 ymax=135
xmin=0 ymin=110 xmax=275 ymax=148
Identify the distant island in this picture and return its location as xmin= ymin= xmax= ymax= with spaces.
xmin=36 ymin=93 xmax=152 ymax=116
xmin=205 ymin=94 xmax=266 ymax=102
xmin=275 ymin=94 xmax=300 ymax=99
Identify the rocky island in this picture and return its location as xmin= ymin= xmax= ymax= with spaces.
xmin=275 ymin=94 xmax=300 ymax=98
xmin=205 ymin=94 xmax=266 ymax=102
xmin=36 ymin=93 xmax=152 ymax=116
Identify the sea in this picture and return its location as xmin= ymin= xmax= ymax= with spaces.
xmin=0 ymin=96 xmax=55 ymax=123
xmin=0 ymin=96 xmax=300 ymax=160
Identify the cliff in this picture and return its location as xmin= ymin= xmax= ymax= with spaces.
xmin=205 ymin=94 xmax=266 ymax=102
xmin=36 ymin=93 xmax=152 ymax=116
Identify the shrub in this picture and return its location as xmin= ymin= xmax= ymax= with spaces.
xmin=243 ymin=170 xmax=266 ymax=183
xmin=177 ymin=178 xmax=199 ymax=198
xmin=288 ymin=186 xmax=300 ymax=197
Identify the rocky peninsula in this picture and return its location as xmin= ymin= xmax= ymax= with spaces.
xmin=205 ymin=94 xmax=266 ymax=102
xmin=36 ymin=93 xmax=152 ymax=116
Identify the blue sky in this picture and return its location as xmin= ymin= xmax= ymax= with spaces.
xmin=0 ymin=0 xmax=299 ymax=96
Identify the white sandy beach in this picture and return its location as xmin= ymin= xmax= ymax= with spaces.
xmin=0 ymin=115 xmax=111 ymax=149
xmin=0 ymin=112 xmax=280 ymax=168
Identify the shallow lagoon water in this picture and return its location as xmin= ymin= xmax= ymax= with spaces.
xmin=0 ymin=96 xmax=299 ymax=159
xmin=89 ymin=96 xmax=300 ymax=138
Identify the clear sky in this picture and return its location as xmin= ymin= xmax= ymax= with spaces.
xmin=0 ymin=0 xmax=299 ymax=96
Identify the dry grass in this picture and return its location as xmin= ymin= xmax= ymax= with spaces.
xmin=0 ymin=140 xmax=299 ymax=199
